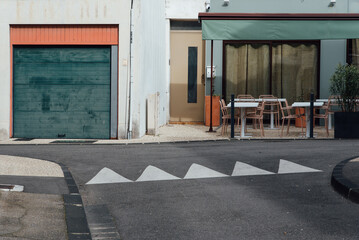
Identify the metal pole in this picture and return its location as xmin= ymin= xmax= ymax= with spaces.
xmin=208 ymin=40 xmax=214 ymax=132
xmin=310 ymin=92 xmax=314 ymax=138
xmin=231 ymin=94 xmax=235 ymax=138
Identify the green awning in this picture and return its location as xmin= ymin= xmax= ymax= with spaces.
xmin=199 ymin=14 xmax=359 ymax=40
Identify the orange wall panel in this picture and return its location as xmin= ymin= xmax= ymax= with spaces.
xmin=10 ymin=25 xmax=118 ymax=45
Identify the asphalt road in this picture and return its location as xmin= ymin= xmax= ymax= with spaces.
xmin=1 ymin=140 xmax=359 ymax=240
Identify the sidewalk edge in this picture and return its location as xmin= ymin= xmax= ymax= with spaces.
xmin=58 ymin=163 xmax=92 ymax=240
xmin=331 ymin=156 xmax=359 ymax=204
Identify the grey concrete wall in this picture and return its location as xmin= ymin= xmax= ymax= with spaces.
xmin=205 ymin=40 xmax=223 ymax=96
xmin=320 ymin=40 xmax=347 ymax=98
xmin=210 ymin=0 xmax=356 ymax=13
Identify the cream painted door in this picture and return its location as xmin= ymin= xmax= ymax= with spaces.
xmin=170 ymin=31 xmax=205 ymax=123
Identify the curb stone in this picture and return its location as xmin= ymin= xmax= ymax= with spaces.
xmin=331 ymin=156 xmax=359 ymax=204
xmin=57 ymin=163 xmax=92 ymax=240
xmin=0 ymin=137 xmax=344 ymax=146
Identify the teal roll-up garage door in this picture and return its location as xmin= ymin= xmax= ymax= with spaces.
xmin=13 ymin=46 xmax=111 ymax=139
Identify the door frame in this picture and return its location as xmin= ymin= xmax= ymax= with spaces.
xmin=169 ymin=30 xmax=205 ymax=123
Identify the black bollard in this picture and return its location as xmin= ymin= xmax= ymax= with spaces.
xmin=310 ymin=93 xmax=314 ymax=138
xmin=231 ymin=94 xmax=235 ymax=139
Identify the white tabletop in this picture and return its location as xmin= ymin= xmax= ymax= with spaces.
xmin=235 ymin=98 xmax=286 ymax=102
xmin=317 ymin=98 xmax=359 ymax=102
xmin=292 ymin=102 xmax=324 ymax=108
xmin=227 ymin=102 xmax=259 ymax=108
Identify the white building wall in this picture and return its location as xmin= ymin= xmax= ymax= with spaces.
xmin=165 ymin=0 xmax=207 ymax=19
xmin=131 ymin=0 xmax=207 ymax=138
xmin=131 ymin=0 xmax=167 ymax=138
xmin=0 ymin=0 xmax=130 ymax=140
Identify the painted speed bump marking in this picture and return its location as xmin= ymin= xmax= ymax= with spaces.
xmin=232 ymin=161 xmax=275 ymax=176
xmin=86 ymin=167 xmax=132 ymax=185
xmin=86 ymin=160 xmax=323 ymax=185
xmin=136 ymin=165 xmax=180 ymax=182
xmin=277 ymin=159 xmax=322 ymax=174
xmin=184 ymin=163 xmax=228 ymax=179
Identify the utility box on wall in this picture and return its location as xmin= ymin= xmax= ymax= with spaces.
xmin=147 ymin=93 xmax=159 ymax=136
xmin=206 ymin=66 xmax=216 ymax=79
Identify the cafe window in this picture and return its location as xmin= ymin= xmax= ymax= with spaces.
xmin=224 ymin=41 xmax=319 ymax=104
xmin=347 ymin=39 xmax=359 ymax=67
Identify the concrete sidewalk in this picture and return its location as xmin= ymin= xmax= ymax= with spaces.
xmin=0 ymin=155 xmax=86 ymax=240
xmin=0 ymin=191 xmax=67 ymax=240
xmin=0 ymin=124 xmax=334 ymax=145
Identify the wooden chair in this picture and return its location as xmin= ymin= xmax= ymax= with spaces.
xmin=236 ymin=94 xmax=255 ymax=100
xmin=246 ymin=101 xmax=265 ymax=137
xmin=314 ymin=105 xmax=329 ymax=137
xmin=237 ymin=94 xmax=256 ymax=128
xmin=219 ymin=99 xmax=240 ymax=135
xmin=328 ymin=95 xmax=339 ymax=116
xmin=259 ymin=95 xmax=280 ymax=127
xmin=278 ymin=100 xmax=304 ymax=137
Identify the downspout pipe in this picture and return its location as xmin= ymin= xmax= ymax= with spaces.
xmin=127 ymin=0 xmax=134 ymax=139
xmin=208 ymin=40 xmax=214 ymax=132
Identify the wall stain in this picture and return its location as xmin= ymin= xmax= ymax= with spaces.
xmin=0 ymin=129 xmax=8 ymax=140
xmin=16 ymin=1 xmax=21 ymax=21
xmin=95 ymin=3 xmax=98 ymax=18
xmin=86 ymin=1 xmax=90 ymax=18
xmin=42 ymin=94 xmax=50 ymax=112
xmin=87 ymin=110 xmax=96 ymax=119
xmin=29 ymin=1 xmax=34 ymax=20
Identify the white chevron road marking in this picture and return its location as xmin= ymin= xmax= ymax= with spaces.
xmin=278 ymin=159 xmax=322 ymax=174
xmin=86 ymin=159 xmax=323 ymax=185
xmin=232 ymin=161 xmax=275 ymax=176
xmin=136 ymin=165 xmax=180 ymax=182
xmin=86 ymin=167 xmax=132 ymax=185
xmin=184 ymin=163 xmax=228 ymax=179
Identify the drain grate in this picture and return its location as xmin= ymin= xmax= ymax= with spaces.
xmin=0 ymin=184 xmax=14 ymax=189
xmin=50 ymin=140 xmax=97 ymax=144
xmin=0 ymin=184 xmax=24 ymax=192
xmin=13 ymin=138 xmax=34 ymax=141
xmin=263 ymin=140 xmax=290 ymax=143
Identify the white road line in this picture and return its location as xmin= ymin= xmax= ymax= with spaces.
xmin=86 ymin=167 xmax=132 ymax=185
xmin=231 ymin=162 xmax=275 ymax=176
xmin=136 ymin=165 xmax=180 ymax=182
xmin=184 ymin=163 xmax=228 ymax=179
xmin=278 ymin=159 xmax=322 ymax=174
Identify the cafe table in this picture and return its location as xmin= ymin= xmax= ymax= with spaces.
xmin=235 ymin=98 xmax=286 ymax=129
xmin=227 ymin=102 xmax=259 ymax=138
xmin=291 ymin=102 xmax=324 ymax=137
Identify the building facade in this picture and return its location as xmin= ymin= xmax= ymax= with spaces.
xmin=0 ymin=0 xmax=131 ymax=140
xmin=5 ymin=0 xmax=353 ymax=140
xmin=204 ymin=0 xmax=359 ymax=106
xmin=0 ymin=0 xmax=208 ymax=140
